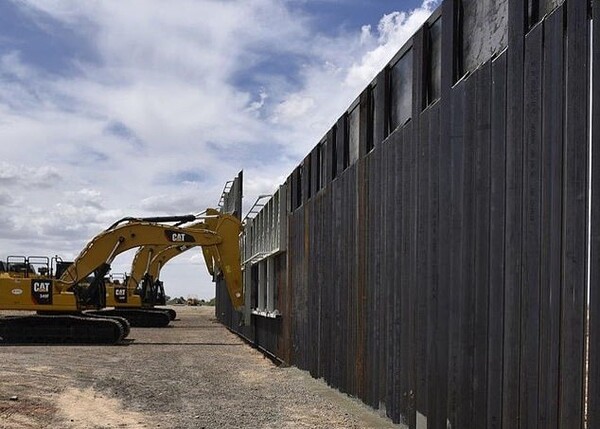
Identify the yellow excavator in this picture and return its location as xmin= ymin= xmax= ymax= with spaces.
xmin=103 ymin=240 xmax=215 ymax=325
xmin=0 ymin=212 xmax=243 ymax=344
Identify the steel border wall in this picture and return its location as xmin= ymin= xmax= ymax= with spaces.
xmin=217 ymin=1 xmax=597 ymax=427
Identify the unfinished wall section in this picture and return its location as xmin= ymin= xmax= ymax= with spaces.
xmin=242 ymin=186 xmax=287 ymax=357
xmin=215 ymin=171 xmax=251 ymax=338
xmin=216 ymin=0 xmax=596 ymax=428
xmin=216 ymin=176 xmax=290 ymax=359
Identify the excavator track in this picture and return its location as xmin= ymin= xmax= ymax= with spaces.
xmin=156 ymin=308 xmax=176 ymax=321
xmin=84 ymin=313 xmax=131 ymax=338
xmin=0 ymin=314 xmax=126 ymax=344
xmin=88 ymin=308 xmax=171 ymax=327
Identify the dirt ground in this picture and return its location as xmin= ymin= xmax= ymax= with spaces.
xmin=0 ymin=306 xmax=402 ymax=429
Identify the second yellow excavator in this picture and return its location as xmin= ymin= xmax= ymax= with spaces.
xmin=101 ymin=244 xmax=202 ymax=323
xmin=96 ymin=212 xmax=227 ymax=327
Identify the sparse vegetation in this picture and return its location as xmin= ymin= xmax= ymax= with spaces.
xmin=166 ymin=296 xmax=215 ymax=306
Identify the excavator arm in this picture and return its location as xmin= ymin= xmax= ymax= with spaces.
xmin=128 ymin=220 xmax=210 ymax=285
xmin=145 ymin=240 xmax=217 ymax=280
xmin=192 ymin=209 xmax=242 ymax=308
xmin=129 ymin=245 xmax=171 ymax=288
xmin=128 ymin=209 xmax=238 ymax=306
xmin=201 ymin=208 xmax=222 ymax=276
xmin=58 ymin=213 xmax=244 ymax=310
xmin=146 ymin=245 xmax=197 ymax=279
xmin=130 ymin=212 xmax=240 ymax=307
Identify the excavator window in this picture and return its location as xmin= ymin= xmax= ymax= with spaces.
xmin=6 ymin=256 xmax=27 ymax=274
xmin=5 ymin=256 xmax=50 ymax=277
xmin=54 ymin=260 xmax=73 ymax=279
xmin=7 ymin=263 xmax=35 ymax=275
xmin=27 ymin=256 xmax=50 ymax=278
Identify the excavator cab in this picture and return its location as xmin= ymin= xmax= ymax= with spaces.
xmin=49 ymin=257 xmax=108 ymax=309
xmin=5 ymin=256 xmax=49 ymax=278
xmin=139 ymin=273 xmax=166 ymax=306
xmin=148 ymin=279 xmax=166 ymax=306
xmin=76 ymin=263 xmax=110 ymax=308
xmin=53 ymin=258 xmax=73 ymax=279
xmin=108 ymin=273 xmax=126 ymax=285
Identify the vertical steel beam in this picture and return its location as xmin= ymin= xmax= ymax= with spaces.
xmin=432 ymin=1 xmax=460 ymax=427
xmin=590 ymin=1 xmax=600 ymax=425
xmin=503 ymin=0 xmax=527 ymax=427
xmin=560 ymin=0 xmax=589 ymax=426
xmin=537 ymin=7 xmax=563 ymax=427
xmin=487 ymin=50 xmax=507 ymax=429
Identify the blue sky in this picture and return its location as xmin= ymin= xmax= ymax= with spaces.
xmin=0 ymin=0 xmax=439 ymax=298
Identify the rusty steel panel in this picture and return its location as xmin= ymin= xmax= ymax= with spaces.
xmin=520 ymin=22 xmax=543 ymax=428
xmin=332 ymin=176 xmax=343 ymax=390
xmin=446 ymin=76 xmax=466 ymax=429
xmin=472 ymin=60 xmax=492 ymax=428
xmin=486 ymin=50 xmax=507 ymax=429
xmin=364 ymin=144 xmax=376 ymax=408
xmin=383 ymin=129 xmax=396 ymax=420
xmin=425 ymin=101 xmax=441 ymax=429
xmin=373 ymin=131 xmax=387 ymax=410
xmin=559 ymin=1 xmax=589 ymax=426
xmin=502 ymin=1 xmax=526 ymax=426
xmin=590 ymin=1 xmax=600 ymax=427
xmin=415 ymin=105 xmax=430 ymax=419
xmin=345 ymin=164 xmax=358 ymax=396
xmin=413 ymin=55 xmax=430 ymax=428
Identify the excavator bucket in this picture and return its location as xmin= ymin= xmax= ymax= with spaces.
xmin=210 ymin=212 xmax=244 ymax=311
xmin=201 ymin=246 xmax=216 ymax=277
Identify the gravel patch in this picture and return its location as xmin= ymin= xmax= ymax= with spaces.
xmin=0 ymin=306 xmax=403 ymax=428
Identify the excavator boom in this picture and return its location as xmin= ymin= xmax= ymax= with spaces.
xmin=128 ymin=220 xmax=209 ymax=286
xmin=59 ymin=224 xmax=221 ymax=288
xmin=63 ymin=213 xmax=244 ymax=310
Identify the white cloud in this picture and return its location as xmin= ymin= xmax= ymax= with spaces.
xmin=0 ymin=192 xmax=17 ymax=207
xmin=247 ymin=89 xmax=268 ymax=116
xmin=263 ymin=1 xmax=438 ymax=159
xmin=0 ymin=161 xmax=62 ymax=187
xmin=0 ymin=51 xmax=34 ymax=80
xmin=139 ymin=192 xmax=208 ymax=214
xmin=345 ymin=6 xmax=437 ymax=87
xmin=0 ymin=0 xmax=439 ymax=297
xmin=272 ymin=94 xmax=316 ymax=123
